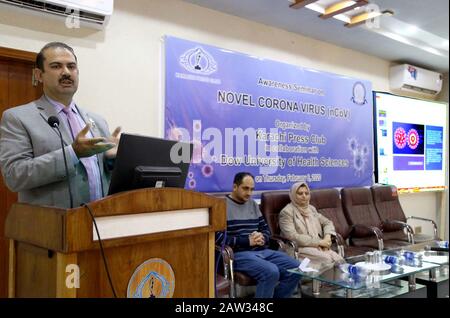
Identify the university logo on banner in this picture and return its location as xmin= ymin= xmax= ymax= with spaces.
xmin=179 ymin=47 xmax=218 ymax=75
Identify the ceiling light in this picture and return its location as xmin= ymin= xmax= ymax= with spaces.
xmin=333 ymin=14 xmax=351 ymax=23
xmin=405 ymin=25 xmax=419 ymax=34
xmin=345 ymin=9 xmax=394 ymax=28
xmin=305 ymin=3 xmax=324 ymax=14
xmin=320 ymin=0 xmax=368 ymax=19
xmin=421 ymin=47 xmax=447 ymax=57
xmin=289 ymin=0 xmax=318 ymax=9
xmin=371 ymin=29 xmax=448 ymax=57
xmin=378 ymin=31 xmax=412 ymax=45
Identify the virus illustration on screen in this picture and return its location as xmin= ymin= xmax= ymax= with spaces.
xmin=394 ymin=127 xmax=407 ymax=149
xmin=407 ymin=129 xmax=420 ymax=150
xmin=347 ymin=137 xmax=369 ymax=177
xmin=201 ymin=164 xmax=214 ymax=177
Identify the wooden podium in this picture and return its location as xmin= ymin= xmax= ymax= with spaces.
xmin=5 ymin=188 xmax=226 ymax=298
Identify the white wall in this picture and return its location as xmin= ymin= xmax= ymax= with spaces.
xmin=0 ymin=0 xmax=447 ymax=238
xmin=437 ymin=72 xmax=449 ymax=103
xmin=436 ymin=72 xmax=449 ymax=240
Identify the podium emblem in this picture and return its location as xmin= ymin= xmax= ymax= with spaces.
xmin=127 ymin=258 xmax=175 ymax=298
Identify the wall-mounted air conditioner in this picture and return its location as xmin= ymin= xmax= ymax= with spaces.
xmin=390 ymin=64 xmax=443 ymax=96
xmin=0 ymin=0 xmax=113 ymax=30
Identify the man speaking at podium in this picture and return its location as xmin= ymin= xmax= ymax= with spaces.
xmin=0 ymin=42 xmax=121 ymax=208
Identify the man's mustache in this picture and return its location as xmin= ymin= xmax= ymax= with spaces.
xmin=59 ymin=75 xmax=73 ymax=82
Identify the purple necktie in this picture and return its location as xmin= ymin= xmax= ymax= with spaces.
xmin=62 ymin=107 xmax=101 ymax=202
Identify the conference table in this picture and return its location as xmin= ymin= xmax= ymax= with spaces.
xmin=393 ymin=241 xmax=449 ymax=298
xmin=289 ymin=241 xmax=449 ymax=298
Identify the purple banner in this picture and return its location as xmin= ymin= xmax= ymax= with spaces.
xmin=164 ymin=36 xmax=373 ymax=192
xmin=394 ymin=156 xmax=424 ymax=170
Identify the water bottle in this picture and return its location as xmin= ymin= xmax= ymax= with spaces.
xmin=383 ymin=255 xmax=405 ymax=266
xmin=390 ymin=264 xmax=405 ymax=274
xmin=410 ymin=257 xmax=423 ymax=267
xmin=402 ymin=250 xmax=422 ymax=261
xmin=403 ymin=251 xmax=415 ymax=261
xmin=401 ymin=251 xmax=423 ymax=267
xmin=338 ymin=263 xmax=370 ymax=277
xmin=437 ymin=241 xmax=449 ymax=248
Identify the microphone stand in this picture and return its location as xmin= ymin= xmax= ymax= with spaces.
xmin=49 ymin=117 xmax=74 ymax=208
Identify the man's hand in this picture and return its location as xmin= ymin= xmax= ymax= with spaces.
xmin=249 ymin=231 xmax=265 ymax=247
xmin=72 ymin=124 xmax=115 ymax=158
xmin=104 ymin=126 xmax=121 ymax=159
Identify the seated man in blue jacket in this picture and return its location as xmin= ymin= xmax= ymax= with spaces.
xmin=216 ymin=172 xmax=300 ymax=298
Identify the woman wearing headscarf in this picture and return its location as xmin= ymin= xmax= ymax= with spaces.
xmin=279 ymin=182 xmax=344 ymax=267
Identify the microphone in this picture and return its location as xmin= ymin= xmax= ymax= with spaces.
xmin=48 ymin=116 xmax=74 ymax=208
xmin=48 ymin=116 xmax=60 ymax=128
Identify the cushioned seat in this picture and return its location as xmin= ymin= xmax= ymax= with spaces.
xmin=259 ymin=191 xmax=290 ymax=240
xmin=341 ymin=187 xmax=410 ymax=250
xmin=216 ymin=243 xmax=256 ymax=298
xmin=371 ymin=185 xmax=438 ymax=243
xmin=216 ymin=274 xmax=231 ymax=298
xmin=309 ymin=188 xmax=372 ymax=257
xmin=350 ymin=236 xmax=409 ymax=249
xmin=260 ymin=192 xmax=301 ymax=257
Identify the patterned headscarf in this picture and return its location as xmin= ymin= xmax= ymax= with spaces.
xmin=289 ymin=182 xmax=312 ymax=214
xmin=289 ymin=182 xmax=320 ymax=238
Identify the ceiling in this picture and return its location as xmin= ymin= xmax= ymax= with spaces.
xmin=183 ymin=0 xmax=449 ymax=73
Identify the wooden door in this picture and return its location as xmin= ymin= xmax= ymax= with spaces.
xmin=0 ymin=47 xmax=42 ymax=298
